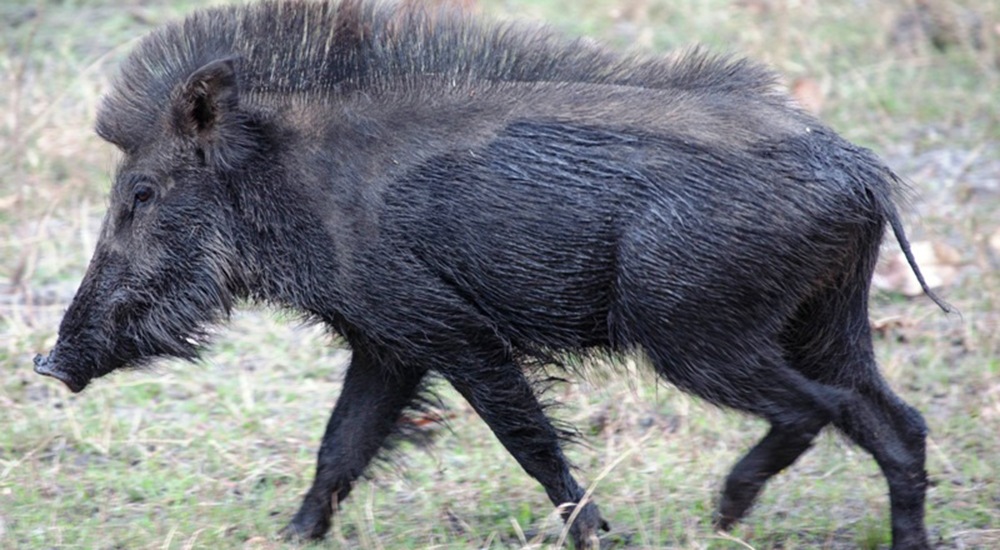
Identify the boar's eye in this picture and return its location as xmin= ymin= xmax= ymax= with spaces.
xmin=133 ymin=185 xmax=154 ymax=207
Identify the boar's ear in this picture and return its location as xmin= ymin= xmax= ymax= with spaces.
xmin=172 ymin=56 xmax=249 ymax=168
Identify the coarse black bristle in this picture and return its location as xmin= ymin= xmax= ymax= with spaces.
xmin=96 ymin=0 xmax=783 ymax=151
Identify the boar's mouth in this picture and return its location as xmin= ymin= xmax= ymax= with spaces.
xmin=33 ymin=353 xmax=90 ymax=393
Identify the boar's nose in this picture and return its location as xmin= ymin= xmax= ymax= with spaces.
xmin=33 ymin=353 xmax=87 ymax=393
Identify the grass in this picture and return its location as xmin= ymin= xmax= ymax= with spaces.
xmin=2 ymin=0 xmax=1000 ymax=548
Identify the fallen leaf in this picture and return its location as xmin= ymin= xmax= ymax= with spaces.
xmin=791 ymin=77 xmax=824 ymax=115
xmin=399 ymin=410 xmax=455 ymax=428
xmin=989 ymin=228 xmax=1000 ymax=255
xmin=0 ymin=194 xmax=18 ymax=210
xmin=870 ymin=316 xmax=915 ymax=338
xmin=933 ymin=241 xmax=962 ymax=265
xmin=608 ymin=0 xmax=650 ymax=22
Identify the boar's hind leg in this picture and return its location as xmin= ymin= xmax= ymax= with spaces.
xmin=715 ymin=407 xmax=830 ymax=530
xmin=784 ymin=282 xmax=930 ymax=549
xmin=693 ymin=357 xmax=838 ymax=531
xmin=835 ymin=384 xmax=930 ymax=550
xmin=822 ymin=355 xmax=930 ymax=548
xmin=443 ymin=358 xmax=609 ymax=549
xmin=280 ymin=345 xmax=427 ymax=541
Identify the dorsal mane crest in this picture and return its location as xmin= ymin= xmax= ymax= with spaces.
xmin=96 ymin=0 xmax=780 ymax=150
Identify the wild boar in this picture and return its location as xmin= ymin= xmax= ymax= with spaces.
xmin=34 ymin=1 xmax=948 ymax=548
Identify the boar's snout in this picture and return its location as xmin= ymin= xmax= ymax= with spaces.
xmin=33 ymin=351 xmax=89 ymax=393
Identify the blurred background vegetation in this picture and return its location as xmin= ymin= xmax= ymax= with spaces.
xmin=1 ymin=0 xmax=998 ymax=548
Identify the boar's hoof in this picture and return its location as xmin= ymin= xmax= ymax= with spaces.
xmin=567 ymin=502 xmax=609 ymax=549
xmin=278 ymin=511 xmax=330 ymax=542
xmin=713 ymin=500 xmax=743 ymax=532
xmin=714 ymin=476 xmax=760 ymax=531
xmin=891 ymin=532 xmax=932 ymax=550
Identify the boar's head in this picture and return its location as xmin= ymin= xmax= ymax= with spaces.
xmin=35 ymin=57 xmax=258 ymax=392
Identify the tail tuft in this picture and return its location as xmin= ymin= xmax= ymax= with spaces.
xmin=884 ymin=204 xmax=955 ymax=314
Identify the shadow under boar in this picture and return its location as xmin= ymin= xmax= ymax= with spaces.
xmin=33 ymin=1 xmax=950 ymax=548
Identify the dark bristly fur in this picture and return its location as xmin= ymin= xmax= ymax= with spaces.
xmin=33 ymin=1 xmax=947 ymax=548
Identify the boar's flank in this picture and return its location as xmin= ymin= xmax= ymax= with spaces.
xmin=34 ymin=1 xmax=948 ymax=548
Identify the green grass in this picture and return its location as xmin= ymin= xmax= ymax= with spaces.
xmin=2 ymin=0 xmax=1000 ymax=548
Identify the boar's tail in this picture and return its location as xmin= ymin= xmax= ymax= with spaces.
xmin=880 ymin=179 xmax=954 ymax=314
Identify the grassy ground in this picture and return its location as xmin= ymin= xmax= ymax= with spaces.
xmin=2 ymin=0 xmax=999 ymax=548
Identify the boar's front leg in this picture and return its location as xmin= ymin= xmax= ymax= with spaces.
xmin=280 ymin=343 xmax=427 ymax=541
xmin=443 ymin=355 xmax=609 ymax=549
